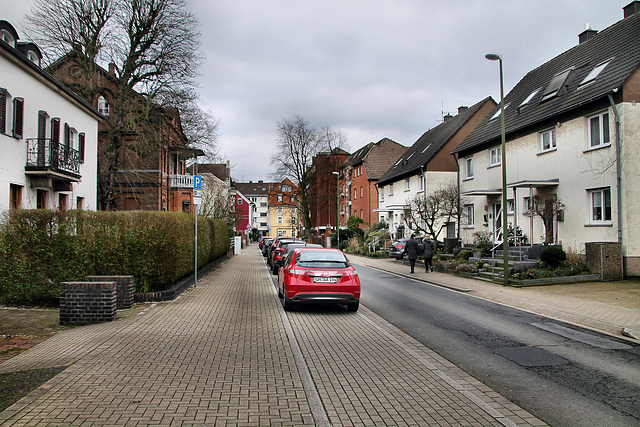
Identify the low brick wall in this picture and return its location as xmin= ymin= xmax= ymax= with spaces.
xmin=85 ymin=275 xmax=135 ymax=309
xmin=60 ymin=282 xmax=117 ymax=326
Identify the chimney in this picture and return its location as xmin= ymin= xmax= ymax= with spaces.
xmin=443 ymin=113 xmax=453 ymax=122
xmin=578 ymin=23 xmax=597 ymax=44
xmin=458 ymin=106 xmax=468 ymax=114
xmin=258 ymin=180 xmax=263 ymax=185
xmin=624 ymin=1 xmax=640 ymax=18
xmin=108 ymin=63 xmax=116 ymax=75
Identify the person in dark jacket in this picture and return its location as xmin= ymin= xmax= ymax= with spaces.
xmin=422 ymin=235 xmax=435 ymax=272
xmin=403 ymin=233 xmax=420 ymax=274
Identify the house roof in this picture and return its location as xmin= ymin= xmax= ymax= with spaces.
xmin=453 ymin=6 xmax=640 ymax=155
xmin=234 ymin=181 xmax=272 ymax=196
xmin=189 ymin=163 xmax=230 ymax=182
xmin=342 ymin=138 xmax=408 ymax=181
xmin=377 ymin=97 xmax=494 ymax=186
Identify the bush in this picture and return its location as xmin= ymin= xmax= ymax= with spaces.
xmin=0 ymin=210 xmax=230 ymax=305
xmin=539 ymin=246 xmax=567 ymax=269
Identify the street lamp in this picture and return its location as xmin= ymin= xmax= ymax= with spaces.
xmin=485 ymin=52 xmax=509 ymax=286
xmin=332 ymin=171 xmax=340 ymax=247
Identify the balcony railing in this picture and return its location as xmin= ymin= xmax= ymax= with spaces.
xmin=26 ymin=138 xmax=80 ymax=175
xmin=169 ymin=174 xmax=195 ymax=188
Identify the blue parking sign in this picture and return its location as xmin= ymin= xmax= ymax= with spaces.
xmin=194 ymin=175 xmax=202 ymax=189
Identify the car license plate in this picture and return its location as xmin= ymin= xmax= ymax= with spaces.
xmin=313 ymin=277 xmax=337 ymax=283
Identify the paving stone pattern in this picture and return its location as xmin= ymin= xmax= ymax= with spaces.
xmin=0 ymin=249 xmax=546 ymax=426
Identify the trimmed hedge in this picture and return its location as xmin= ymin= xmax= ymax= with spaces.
xmin=0 ymin=210 xmax=230 ymax=306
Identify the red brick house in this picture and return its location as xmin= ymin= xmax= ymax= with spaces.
xmin=339 ymin=138 xmax=407 ymax=228
xmin=47 ymin=56 xmax=202 ymax=212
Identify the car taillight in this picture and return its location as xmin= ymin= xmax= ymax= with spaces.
xmin=287 ymin=269 xmax=306 ymax=276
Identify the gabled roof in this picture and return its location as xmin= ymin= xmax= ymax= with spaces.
xmin=454 ymin=7 xmax=640 ymax=155
xmin=342 ymin=138 xmax=408 ymax=181
xmin=377 ymin=97 xmax=494 ymax=186
xmin=344 ymin=142 xmax=375 ymax=167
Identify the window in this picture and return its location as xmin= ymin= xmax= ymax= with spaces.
xmin=489 ymin=147 xmax=501 ymax=166
xmin=354 ymin=189 xmax=357 ymax=200
xmin=12 ymin=97 xmax=24 ymax=139
xmin=237 ymin=198 xmax=243 ymax=205
xmin=380 ymin=186 xmax=384 ymax=202
xmin=10 ymin=184 xmax=22 ymax=209
xmin=523 ymin=197 xmax=532 ymax=215
xmin=405 ymin=179 xmax=410 ymax=191
xmin=260 ymin=222 xmax=267 ymax=227
xmin=1 ymin=29 xmax=15 ymax=46
xmin=418 ymin=174 xmax=425 ymax=192
xmin=507 ymin=199 xmax=514 ymax=215
xmin=519 ymin=88 xmax=541 ymax=108
xmin=281 ymin=185 xmax=291 ymax=192
xmin=260 ymin=212 xmax=267 ymax=217
xmin=37 ymin=189 xmax=47 ymax=209
xmin=278 ymin=229 xmax=286 ymax=237
xmin=588 ymin=112 xmax=610 ymax=148
xmin=464 ymin=204 xmax=474 ymax=227
xmin=360 ymin=186 xmax=363 ymax=197
xmin=77 ymin=197 xmax=84 ymax=210
xmin=277 ymin=215 xmax=283 ymax=224
xmin=260 ymin=202 xmax=267 ymax=207
xmin=590 ymin=188 xmax=612 ymax=223
xmin=97 ymin=96 xmax=109 ymax=116
xmin=291 ymin=195 xmax=296 ymax=202
xmin=465 ymin=157 xmax=474 ymax=179
xmin=277 ymin=195 xmax=283 ymax=202
xmin=389 ymin=183 xmax=394 ymax=196
xmin=360 ymin=209 xmax=363 ymax=218
xmin=79 ymin=133 xmax=86 ymax=162
xmin=277 ymin=207 xmax=283 ymax=213
xmin=540 ymin=128 xmax=556 ymax=152
xmin=580 ymin=59 xmax=612 ymax=87
xmin=59 ymin=194 xmax=68 ymax=211
xmin=489 ymin=103 xmax=510 ymax=121
xmin=541 ymin=68 xmax=572 ymax=101
xmin=0 ymin=88 xmax=6 ymax=133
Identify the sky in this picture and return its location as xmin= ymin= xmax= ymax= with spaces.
xmin=4 ymin=0 xmax=631 ymax=182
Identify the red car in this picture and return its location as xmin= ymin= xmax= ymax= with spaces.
xmin=278 ymin=248 xmax=361 ymax=312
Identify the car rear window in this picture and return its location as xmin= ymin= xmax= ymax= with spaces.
xmin=295 ymin=251 xmax=350 ymax=268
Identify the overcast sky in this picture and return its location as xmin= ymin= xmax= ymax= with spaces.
xmin=4 ymin=0 xmax=630 ymax=182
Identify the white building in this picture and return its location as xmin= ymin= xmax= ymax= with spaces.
xmin=376 ymin=98 xmax=496 ymax=241
xmin=234 ymin=180 xmax=272 ymax=238
xmin=1 ymin=20 xmax=100 ymax=212
xmin=453 ymin=2 xmax=640 ymax=275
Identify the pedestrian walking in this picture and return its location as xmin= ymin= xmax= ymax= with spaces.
xmin=422 ymin=235 xmax=435 ymax=272
xmin=403 ymin=233 xmax=420 ymax=274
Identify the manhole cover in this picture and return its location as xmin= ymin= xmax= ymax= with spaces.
xmin=495 ymin=346 xmax=569 ymax=367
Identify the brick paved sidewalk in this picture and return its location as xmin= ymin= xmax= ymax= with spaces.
xmin=0 ymin=248 xmax=546 ymax=426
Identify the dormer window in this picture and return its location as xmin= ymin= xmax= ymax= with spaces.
xmin=27 ymin=50 xmax=40 ymax=66
xmin=97 ymin=96 xmax=109 ymax=116
xmin=541 ymin=68 xmax=572 ymax=101
xmin=489 ymin=103 xmax=510 ymax=121
xmin=580 ymin=59 xmax=613 ymax=87
xmin=1 ymin=30 xmax=15 ymax=48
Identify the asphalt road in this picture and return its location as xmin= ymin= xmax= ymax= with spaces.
xmin=355 ymin=265 xmax=640 ymax=427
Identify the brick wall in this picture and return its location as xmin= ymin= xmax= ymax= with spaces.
xmin=85 ymin=275 xmax=135 ymax=309
xmin=60 ymin=282 xmax=117 ymax=325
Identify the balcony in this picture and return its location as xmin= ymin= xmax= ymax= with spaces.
xmin=25 ymin=138 xmax=81 ymax=190
xmin=169 ymin=174 xmax=195 ymax=188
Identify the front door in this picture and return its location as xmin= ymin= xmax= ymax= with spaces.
xmin=492 ymin=202 xmax=503 ymax=243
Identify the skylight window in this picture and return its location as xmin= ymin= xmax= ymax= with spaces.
xmin=541 ymin=68 xmax=572 ymax=101
xmin=519 ymin=88 xmax=541 ymax=107
xmin=489 ymin=103 xmax=510 ymax=121
xmin=421 ymin=143 xmax=432 ymax=154
xmin=580 ymin=59 xmax=613 ymax=86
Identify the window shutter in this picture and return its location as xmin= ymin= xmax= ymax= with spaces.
xmin=79 ymin=133 xmax=85 ymax=162
xmin=0 ymin=89 xmax=6 ymax=134
xmin=13 ymin=97 xmax=24 ymax=139
xmin=37 ymin=111 xmax=47 ymax=166
xmin=64 ymin=123 xmax=71 ymax=149
xmin=51 ymin=118 xmax=60 ymax=143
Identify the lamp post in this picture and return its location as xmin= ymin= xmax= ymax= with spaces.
xmin=485 ymin=52 xmax=509 ymax=286
xmin=332 ymin=171 xmax=340 ymax=247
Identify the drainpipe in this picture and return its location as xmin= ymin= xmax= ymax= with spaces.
xmin=420 ymin=165 xmax=428 ymax=234
xmin=453 ymin=156 xmax=461 ymax=243
xmin=607 ymin=94 xmax=622 ymax=244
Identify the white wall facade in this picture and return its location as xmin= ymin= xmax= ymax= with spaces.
xmin=1 ymin=49 xmax=99 ymax=212
xmin=377 ymin=171 xmax=456 ymax=240
xmin=459 ymin=103 xmax=632 ymax=263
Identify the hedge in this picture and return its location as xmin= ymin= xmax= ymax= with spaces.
xmin=0 ymin=210 xmax=230 ymax=306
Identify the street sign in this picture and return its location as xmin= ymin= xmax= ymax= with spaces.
xmin=194 ymin=175 xmax=202 ymax=189
xmin=193 ymin=189 xmax=201 ymax=197
xmin=193 ymin=196 xmax=202 ymax=205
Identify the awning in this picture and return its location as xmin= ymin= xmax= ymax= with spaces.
xmin=507 ymin=179 xmax=559 ymax=188
xmin=461 ymin=189 xmax=502 ymax=196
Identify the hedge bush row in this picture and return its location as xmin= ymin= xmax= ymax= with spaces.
xmin=0 ymin=210 xmax=230 ymax=306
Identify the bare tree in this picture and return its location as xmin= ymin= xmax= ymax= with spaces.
xmin=271 ymin=115 xmax=343 ymax=237
xmin=404 ymin=182 xmax=461 ymax=242
xmin=532 ymin=194 xmax=565 ymax=245
xmin=26 ymin=0 xmax=215 ymax=209
xmin=198 ymin=175 xmax=234 ymax=225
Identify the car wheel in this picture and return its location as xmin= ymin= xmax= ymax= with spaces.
xmin=281 ymin=285 xmax=294 ymax=311
xmin=347 ymin=301 xmax=359 ymax=312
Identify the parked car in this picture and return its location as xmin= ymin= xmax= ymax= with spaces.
xmin=272 ymin=242 xmax=323 ymax=274
xmin=388 ymin=236 xmax=424 ymax=259
xmin=278 ymin=248 xmax=360 ymax=312
xmin=270 ymin=239 xmax=306 ymax=273
xmin=261 ymin=238 xmax=274 ymax=257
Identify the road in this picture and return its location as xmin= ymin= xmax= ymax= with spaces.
xmin=353 ymin=264 xmax=640 ymax=427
